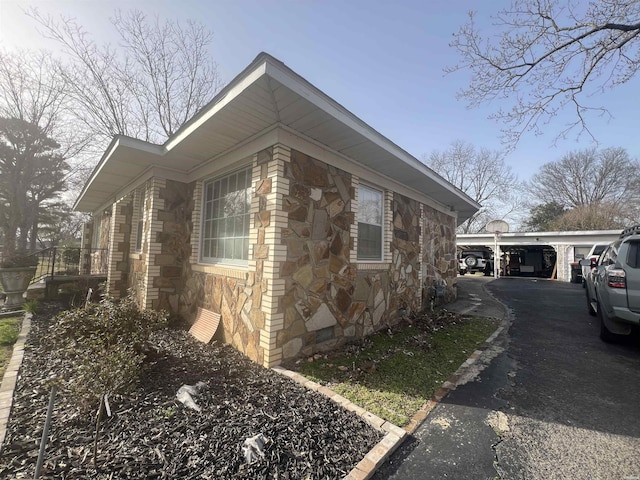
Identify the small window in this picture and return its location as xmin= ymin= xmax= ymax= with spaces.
xmin=357 ymin=185 xmax=383 ymax=261
xmin=135 ymin=219 xmax=143 ymax=253
xmin=200 ymin=166 xmax=252 ymax=265
xmin=91 ymin=219 xmax=102 ymax=249
xmin=135 ymin=189 xmax=145 ymax=253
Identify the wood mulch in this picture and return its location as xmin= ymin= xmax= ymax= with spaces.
xmin=0 ymin=304 xmax=382 ymax=479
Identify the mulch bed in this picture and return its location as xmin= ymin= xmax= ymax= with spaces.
xmin=0 ymin=304 xmax=382 ymax=479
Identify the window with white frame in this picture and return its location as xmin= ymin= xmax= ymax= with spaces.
xmin=357 ymin=184 xmax=383 ymax=261
xmin=200 ymin=166 xmax=252 ymax=264
xmin=134 ymin=189 xmax=145 ymax=253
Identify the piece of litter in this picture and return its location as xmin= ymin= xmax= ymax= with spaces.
xmin=104 ymin=394 xmax=111 ymax=417
xmin=176 ymin=381 xmax=207 ymax=412
xmin=242 ymin=433 xmax=268 ymax=464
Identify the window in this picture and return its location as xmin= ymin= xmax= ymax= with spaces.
xmin=91 ymin=218 xmax=102 ymax=249
xmin=357 ymin=185 xmax=383 ymax=261
xmin=200 ymin=167 xmax=252 ymax=264
xmin=135 ymin=188 xmax=145 ymax=253
xmin=626 ymin=241 xmax=640 ymax=269
xmin=599 ymin=241 xmax=620 ymax=266
xmin=135 ymin=219 xmax=143 ymax=253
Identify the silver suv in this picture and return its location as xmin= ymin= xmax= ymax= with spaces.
xmin=582 ymin=225 xmax=640 ymax=342
xmin=459 ymin=249 xmax=493 ymax=276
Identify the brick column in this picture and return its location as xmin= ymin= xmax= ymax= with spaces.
xmin=106 ymin=196 xmax=132 ymax=298
xmin=142 ymin=178 xmax=166 ymax=309
xmin=252 ymin=144 xmax=290 ymax=367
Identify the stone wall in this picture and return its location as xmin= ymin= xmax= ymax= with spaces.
xmin=275 ymin=149 xmax=458 ymax=361
xmin=279 ymin=149 xmax=356 ymax=358
xmin=386 ymin=193 xmax=423 ymax=315
xmin=421 ymin=205 xmax=457 ymax=303
xmin=150 ymin=179 xmax=194 ymax=312
xmin=117 ymin=146 xmax=458 ymax=366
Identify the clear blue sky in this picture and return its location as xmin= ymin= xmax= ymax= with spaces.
xmin=1 ymin=0 xmax=637 ymax=183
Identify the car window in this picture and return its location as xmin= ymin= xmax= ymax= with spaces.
xmin=593 ymin=245 xmax=607 ymax=256
xmin=627 ymin=240 xmax=640 ymax=269
xmin=599 ymin=242 xmax=620 ymax=266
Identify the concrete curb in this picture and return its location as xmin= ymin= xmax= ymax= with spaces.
xmin=0 ymin=312 xmax=32 ymax=452
xmin=272 ymin=366 xmax=407 ymax=480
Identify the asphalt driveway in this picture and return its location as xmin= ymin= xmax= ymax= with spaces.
xmin=374 ymin=277 xmax=640 ymax=480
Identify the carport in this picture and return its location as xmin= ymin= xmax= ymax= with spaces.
xmin=457 ymin=230 xmax=621 ymax=282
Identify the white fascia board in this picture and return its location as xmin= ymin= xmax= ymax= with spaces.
xmin=165 ymin=64 xmax=268 ymax=152
xmin=263 ymin=59 xmax=479 ymax=212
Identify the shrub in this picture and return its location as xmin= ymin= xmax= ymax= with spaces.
xmin=23 ymin=299 xmax=38 ymax=313
xmin=43 ymin=293 xmax=168 ymax=410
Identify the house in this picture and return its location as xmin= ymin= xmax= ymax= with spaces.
xmin=74 ymin=53 xmax=479 ymax=367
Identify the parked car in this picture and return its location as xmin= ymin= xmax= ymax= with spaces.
xmin=580 ymin=243 xmax=608 ymax=287
xmin=582 ymin=225 xmax=640 ymax=342
xmin=458 ymin=249 xmax=493 ymax=276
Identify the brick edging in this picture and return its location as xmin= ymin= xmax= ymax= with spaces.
xmin=272 ymin=366 xmax=407 ymax=480
xmin=0 ymin=312 xmax=32 ymax=452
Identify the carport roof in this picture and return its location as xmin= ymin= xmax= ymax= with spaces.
xmin=74 ymin=52 xmax=479 ymax=223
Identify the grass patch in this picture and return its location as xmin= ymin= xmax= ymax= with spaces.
xmin=296 ymin=314 xmax=499 ymax=426
xmin=0 ymin=316 xmax=21 ymax=378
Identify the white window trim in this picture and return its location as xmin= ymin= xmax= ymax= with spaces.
xmin=198 ymin=165 xmax=252 ymax=267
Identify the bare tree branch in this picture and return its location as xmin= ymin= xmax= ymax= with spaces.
xmin=425 ymin=140 xmax=520 ymax=233
xmin=448 ymin=0 xmax=640 ymax=146
xmin=27 ymin=8 xmax=222 ymax=144
xmin=527 ymin=147 xmax=640 ymax=208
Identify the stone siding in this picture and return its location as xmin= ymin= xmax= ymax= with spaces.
xmin=111 ymin=145 xmax=458 ymax=367
xmin=421 ymin=205 xmax=457 ymax=302
xmin=388 ymin=193 xmax=422 ymax=315
xmin=279 ymin=149 xmax=356 ymax=359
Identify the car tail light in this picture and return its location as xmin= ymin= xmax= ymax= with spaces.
xmin=607 ymin=269 xmax=626 ymax=289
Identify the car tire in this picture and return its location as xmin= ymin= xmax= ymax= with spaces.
xmin=597 ymin=301 xmax=620 ymax=343
xmin=459 ymin=270 xmax=466 ymax=275
xmin=464 ymin=256 xmax=478 ymax=268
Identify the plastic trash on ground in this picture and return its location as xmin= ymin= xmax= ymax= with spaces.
xmin=176 ymin=381 xmax=207 ymax=412
xmin=242 ymin=433 xmax=268 ymax=464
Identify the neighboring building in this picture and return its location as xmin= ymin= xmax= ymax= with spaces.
xmin=458 ymin=230 xmax=621 ymax=281
xmin=74 ymin=53 xmax=479 ymax=367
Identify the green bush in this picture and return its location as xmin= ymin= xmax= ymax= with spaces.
xmin=23 ymin=299 xmax=38 ymax=313
xmin=43 ymin=293 xmax=168 ymax=410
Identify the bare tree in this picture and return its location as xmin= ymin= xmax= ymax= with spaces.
xmin=550 ymin=202 xmax=636 ymax=230
xmin=529 ymin=147 xmax=640 ymax=208
xmin=448 ymin=0 xmax=640 ymax=145
xmin=28 ymin=8 xmax=223 ymax=144
xmin=426 ymin=141 xmax=519 ymax=233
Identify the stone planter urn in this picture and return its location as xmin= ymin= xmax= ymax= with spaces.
xmin=0 ymin=266 xmax=37 ymax=309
